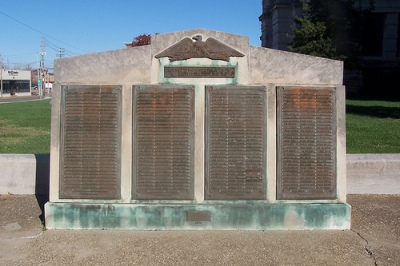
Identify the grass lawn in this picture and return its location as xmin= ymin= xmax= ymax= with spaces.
xmin=0 ymin=99 xmax=51 ymax=154
xmin=346 ymin=99 xmax=400 ymax=153
xmin=0 ymin=97 xmax=399 ymax=154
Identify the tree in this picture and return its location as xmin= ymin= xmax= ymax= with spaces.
xmin=289 ymin=17 xmax=344 ymax=60
xmin=131 ymin=34 xmax=152 ymax=47
xmin=289 ymin=0 xmax=373 ymax=65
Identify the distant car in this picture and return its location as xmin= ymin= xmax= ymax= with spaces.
xmin=31 ymin=86 xmax=38 ymax=96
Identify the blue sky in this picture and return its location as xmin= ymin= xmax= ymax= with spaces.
xmin=0 ymin=0 xmax=262 ymax=70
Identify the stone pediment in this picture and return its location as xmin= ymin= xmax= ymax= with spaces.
xmin=155 ymin=35 xmax=244 ymax=62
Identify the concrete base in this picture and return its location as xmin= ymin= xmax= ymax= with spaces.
xmin=347 ymin=154 xmax=400 ymax=194
xmin=45 ymin=202 xmax=351 ymax=230
xmin=0 ymin=154 xmax=49 ymax=195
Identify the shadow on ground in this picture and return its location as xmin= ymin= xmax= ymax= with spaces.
xmin=346 ymin=104 xmax=400 ymax=119
xmin=34 ymin=154 xmax=50 ymax=223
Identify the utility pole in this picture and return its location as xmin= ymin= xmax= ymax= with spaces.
xmin=39 ymin=36 xmax=46 ymax=99
xmin=56 ymin=48 xmax=65 ymax=58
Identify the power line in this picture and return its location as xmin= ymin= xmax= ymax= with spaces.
xmin=64 ymin=51 xmax=80 ymax=57
xmin=2 ymin=52 xmax=37 ymax=57
xmin=2 ymin=39 xmax=73 ymax=69
xmin=0 ymin=10 xmax=89 ymax=54
xmin=45 ymin=38 xmax=79 ymax=57
xmin=45 ymin=40 xmax=61 ymax=53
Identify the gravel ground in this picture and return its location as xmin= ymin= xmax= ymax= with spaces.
xmin=1 ymin=194 xmax=399 ymax=265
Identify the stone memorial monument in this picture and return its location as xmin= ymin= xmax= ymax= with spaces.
xmin=45 ymin=29 xmax=350 ymax=230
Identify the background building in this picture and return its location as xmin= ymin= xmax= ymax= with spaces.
xmin=259 ymin=0 xmax=303 ymax=50
xmin=0 ymin=69 xmax=31 ymax=97
xmin=259 ymin=0 xmax=400 ymax=96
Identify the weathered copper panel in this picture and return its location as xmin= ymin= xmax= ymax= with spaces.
xmin=133 ymin=85 xmax=195 ymax=200
xmin=205 ymin=86 xmax=266 ymax=200
xmin=60 ymin=86 xmax=121 ymax=199
xmin=277 ymin=87 xmax=337 ymax=200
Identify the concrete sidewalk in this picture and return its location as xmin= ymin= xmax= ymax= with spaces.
xmin=1 ymin=194 xmax=399 ymax=265
xmin=0 ymin=95 xmax=51 ymax=104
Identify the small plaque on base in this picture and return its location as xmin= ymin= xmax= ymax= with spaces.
xmin=186 ymin=210 xmax=212 ymax=222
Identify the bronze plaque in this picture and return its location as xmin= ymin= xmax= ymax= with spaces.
xmin=133 ymin=85 xmax=195 ymax=200
xmin=164 ymin=66 xmax=235 ymax=78
xmin=277 ymin=86 xmax=337 ymax=200
xmin=205 ymin=86 xmax=267 ymax=200
xmin=155 ymin=35 xmax=244 ymax=62
xmin=60 ymin=85 xmax=121 ymax=200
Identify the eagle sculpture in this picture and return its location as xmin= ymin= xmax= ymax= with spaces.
xmin=155 ymin=35 xmax=245 ymax=62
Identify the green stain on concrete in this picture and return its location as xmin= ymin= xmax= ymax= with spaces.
xmin=45 ymin=202 xmax=351 ymax=230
